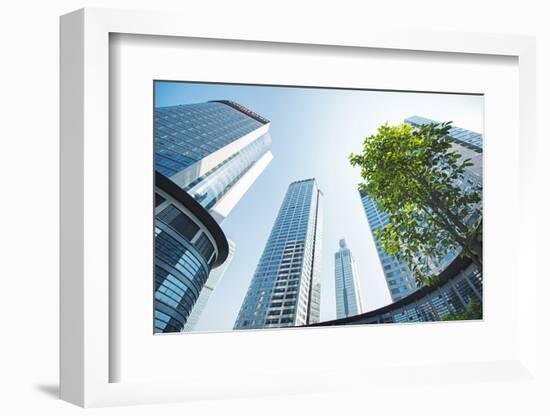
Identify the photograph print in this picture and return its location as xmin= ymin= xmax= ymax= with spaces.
xmin=153 ymin=81 xmax=483 ymax=334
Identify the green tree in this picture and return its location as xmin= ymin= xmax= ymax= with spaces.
xmin=349 ymin=122 xmax=482 ymax=286
xmin=441 ymin=299 xmax=482 ymax=321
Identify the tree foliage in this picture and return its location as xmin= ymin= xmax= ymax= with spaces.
xmin=441 ymin=299 xmax=482 ymax=321
xmin=349 ymin=122 xmax=482 ymax=286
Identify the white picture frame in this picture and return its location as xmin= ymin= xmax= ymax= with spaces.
xmin=60 ymin=7 xmax=537 ymax=407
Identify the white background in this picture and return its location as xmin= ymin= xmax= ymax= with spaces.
xmin=0 ymin=1 xmax=548 ymax=415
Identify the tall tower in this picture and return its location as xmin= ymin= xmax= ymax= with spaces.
xmin=234 ymin=179 xmax=324 ymax=329
xmin=334 ymin=239 xmax=364 ymax=319
xmin=359 ymin=116 xmax=483 ymax=302
xmin=404 ymin=116 xmax=483 ymax=272
xmin=154 ymin=100 xmax=273 ymax=333
xmin=155 ymin=100 xmax=274 ymax=222
xmin=404 ymin=115 xmax=482 ymax=194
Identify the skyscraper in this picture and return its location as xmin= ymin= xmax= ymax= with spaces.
xmin=183 ymin=240 xmax=236 ymax=332
xmin=405 ymin=115 xmax=483 ymax=149
xmin=154 ymin=100 xmax=273 ymax=333
xmin=359 ymin=192 xmax=418 ymax=302
xmin=404 ymin=116 xmax=483 ymax=272
xmin=334 ymin=239 xmax=364 ymax=319
xmin=234 ymin=179 xmax=324 ymax=329
xmin=359 ymin=116 xmax=483 ymax=302
xmin=155 ymin=100 xmax=274 ymax=222
xmin=405 ymin=115 xmax=482 ymax=188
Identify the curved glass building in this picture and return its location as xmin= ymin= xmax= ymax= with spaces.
xmin=154 ymin=98 xmax=273 ymax=333
xmin=310 ymin=256 xmax=482 ymax=326
xmin=184 ymin=240 xmax=236 ymax=332
xmin=154 ymin=174 xmax=230 ymax=332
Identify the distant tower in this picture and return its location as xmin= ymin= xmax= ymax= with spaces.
xmin=334 ymin=239 xmax=364 ymax=319
xmin=234 ymin=179 xmax=324 ymax=329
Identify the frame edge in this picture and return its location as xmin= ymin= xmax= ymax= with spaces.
xmin=59 ymin=8 xmax=85 ymax=407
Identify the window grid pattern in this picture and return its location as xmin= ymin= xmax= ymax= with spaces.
xmin=359 ymin=116 xmax=483 ymax=302
xmin=360 ymin=192 xmax=418 ymax=302
xmin=404 ymin=115 xmax=483 ymax=151
xmin=234 ymin=179 xmax=323 ymax=329
xmin=184 ymin=241 xmax=236 ymax=331
xmin=155 ymin=102 xmax=263 ymax=177
xmin=335 ymin=240 xmax=363 ymax=319
xmin=154 ymin=226 xmax=210 ymax=333
xmin=355 ymin=265 xmax=482 ymax=325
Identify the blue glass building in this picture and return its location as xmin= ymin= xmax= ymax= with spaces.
xmin=184 ymin=240 xmax=236 ymax=332
xmin=154 ymin=99 xmax=273 ymax=333
xmin=359 ymin=116 xmax=483 ymax=302
xmin=405 ymin=115 xmax=482 ymax=150
xmin=335 ymin=239 xmax=364 ymax=319
xmin=405 ymin=115 xmax=482 ymax=197
xmin=234 ymin=179 xmax=324 ymax=329
xmin=155 ymin=101 xmax=270 ymax=178
xmin=359 ymin=192 xmax=418 ymax=302
xmin=310 ymin=256 xmax=482 ymax=327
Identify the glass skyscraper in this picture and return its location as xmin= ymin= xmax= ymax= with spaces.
xmin=359 ymin=192 xmax=418 ymax=302
xmin=155 ymin=100 xmax=273 ymax=222
xmin=405 ymin=115 xmax=483 ymax=273
xmin=359 ymin=116 xmax=483 ymax=302
xmin=404 ymin=115 xmax=483 ymax=150
xmin=154 ymin=100 xmax=273 ymax=333
xmin=334 ymin=239 xmax=364 ymax=319
xmin=234 ymin=179 xmax=324 ymax=329
xmin=405 ymin=115 xmax=482 ymax=198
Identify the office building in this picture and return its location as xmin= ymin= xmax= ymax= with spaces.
xmin=404 ymin=115 xmax=482 ymax=193
xmin=359 ymin=192 xmax=418 ymax=302
xmin=154 ymin=100 xmax=273 ymax=333
xmin=359 ymin=116 xmax=483 ymax=302
xmin=184 ymin=240 xmax=236 ymax=332
xmin=234 ymin=179 xmax=324 ymax=329
xmin=155 ymin=100 xmax=274 ymax=222
xmin=310 ymin=256 xmax=482 ymax=326
xmin=405 ymin=116 xmax=483 ymax=271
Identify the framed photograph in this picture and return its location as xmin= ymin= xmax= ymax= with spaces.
xmin=60 ymin=8 xmax=537 ymax=407
xmin=151 ymin=80 xmax=483 ymax=335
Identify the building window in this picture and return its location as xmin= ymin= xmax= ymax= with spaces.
xmin=194 ymin=232 xmax=215 ymax=262
xmin=157 ymin=205 xmax=199 ymax=240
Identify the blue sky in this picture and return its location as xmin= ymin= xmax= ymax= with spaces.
xmin=155 ymin=81 xmax=484 ymax=332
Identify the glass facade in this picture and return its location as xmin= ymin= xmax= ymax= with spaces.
xmin=154 ymin=197 xmax=216 ymax=333
xmin=405 ymin=116 xmax=483 ymax=272
xmin=316 ymin=262 xmax=482 ymax=325
xmin=405 ymin=115 xmax=483 ymax=196
xmin=184 ymin=133 xmax=272 ymax=211
xmin=155 ymin=101 xmax=265 ymax=178
xmin=234 ymin=179 xmax=324 ymax=329
xmin=359 ymin=191 xmax=418 ymax=302
xmin=404 ymin=115 xmax=483 ymax=151
xmin=184 ymin=240 xmax=236 ymax=331
xmin=154 ymin=99 xmax=272 ymax=333
xmin=334 ymin=239 xmax=364 ymax=318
